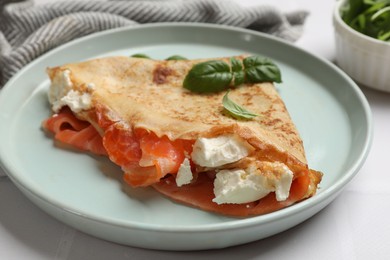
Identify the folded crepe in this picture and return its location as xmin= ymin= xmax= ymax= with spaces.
xmin=42 ymin=55 xmax=322 ymax=217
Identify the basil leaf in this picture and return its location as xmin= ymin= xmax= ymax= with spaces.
xmin=230 ymin=57 xmax=243 ymax=72
xmin=183 ymin=60 xmax=233 ymax=93
xmin=230 ymin=57 xmax=245 ymax=86
xmin=131 ymin=53 xmax=150 ymax=59
xmin=233 ymin=71 xmax=245 ymax=86
xmin=166 ymin=55 xmax=187 ymax=60
xmin=243 ymin=56 xmax=282 ymax=83
xmin=222 ymin=91 xmax=258 ymax=120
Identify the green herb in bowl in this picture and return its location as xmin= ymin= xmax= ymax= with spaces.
xmin=341 ymin=0 xmax=390 ymax=41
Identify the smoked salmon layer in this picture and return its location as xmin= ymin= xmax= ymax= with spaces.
xmin=42 ymin=106 xmax=322 ymax=217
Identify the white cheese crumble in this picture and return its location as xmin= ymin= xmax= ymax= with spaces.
xmin=60 ymin=90 xmax=92 ymax=113
xmin=191 ymin=135 xmax=252 ymax=167
xmin=272 ymin=163 xmax=294 ymax=201
xmin=175 ymin=158 xmax=193 ymax=187
xmin=213 ymin=169 xmax=271 ymax=204
xmin=49 ymin=69 xmax=73 ymax=112
xmin=48 ymin=69 xmax=93 ymax=113
xmin=212 ymin=162 xmax=293 ymax=204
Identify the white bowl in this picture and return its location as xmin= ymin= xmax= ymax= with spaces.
xmin=333 ymin=0 xmax=390 ymax=92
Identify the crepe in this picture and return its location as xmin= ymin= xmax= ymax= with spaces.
xmin=42 ymin=56 xmax=322 ymax=217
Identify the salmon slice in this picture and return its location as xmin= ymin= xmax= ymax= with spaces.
xmin=42 ymin=108 xmax=107 ymax=155
xmin=102 ymin=125 xmax=194 ymax=187
xmin=136 ymin=129 xmax=193 ymax=174
xmin=123 ymin=164 xmax=163 ymax=187
xmin=153 ymin=172 xmax=310 ymax=217
xmin=43 ymin=107 xmax=89 ymax=133
xmin=102 ymin=124 xmax=160 ymax=187
xmin=43 ymin=108 xmax=194 ymax=187
xmin=103 ymin=124 xmax=142 ymax=169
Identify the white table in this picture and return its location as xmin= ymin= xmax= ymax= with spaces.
xmin=1 ymin=0 xmax=389 ymax=259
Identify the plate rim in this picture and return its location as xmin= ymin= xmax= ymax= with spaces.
xmin=0 ymin=22 xmax=373 ymax=233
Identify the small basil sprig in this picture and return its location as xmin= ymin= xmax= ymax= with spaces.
xmin=130 ymin=54 xmax=188 ymax=60
xmin=166 ymin=55 xmax=187 ymax=60
xmin=222 ymin=91 xmax=258 ymax=119
xmin=131 ymin=53 xmax=151 ymax=59
xmin=183 ymin=55 xmax=281 ymax=93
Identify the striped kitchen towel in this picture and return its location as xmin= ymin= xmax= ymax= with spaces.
xmin=0 ymin=0 xmax=308 ymax=87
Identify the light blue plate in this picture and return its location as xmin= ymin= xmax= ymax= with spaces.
xmin=0 ymin=23 xmax=372 ymax=250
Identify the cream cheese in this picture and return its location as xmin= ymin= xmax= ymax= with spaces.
xmin=267 ymin=162 xmax=294 ymax=201
xmin=191 ymin=135 xmax=252 ymax=167
xmin=213 ymin=169 xmax=271 ymax=204
xmin=60 ymin=90 xmax=92 ymax=113
xmin=49 ymin=69 xmax=73 ymax=112
xmin=212 ymin=162 xmax=294 ymax=204
xmin=49 ymin=69 xmax=92 ymax=113
xmin=175 ymin=158 xmax=193 ymax=187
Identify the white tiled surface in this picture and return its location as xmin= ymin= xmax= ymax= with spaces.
xmin=1 ymin=0 xmax=390 ymax=259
